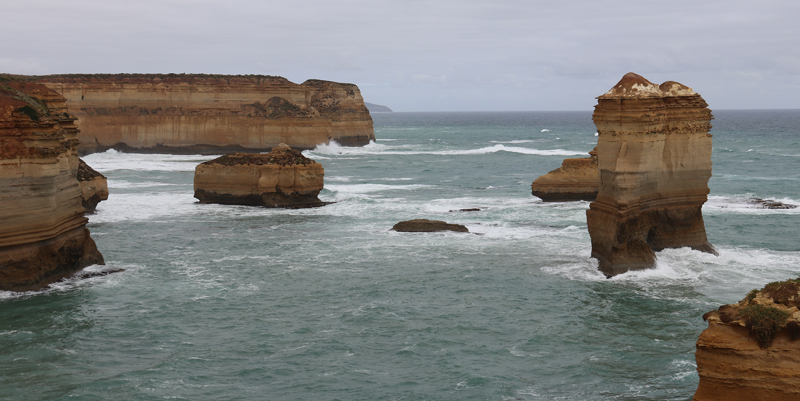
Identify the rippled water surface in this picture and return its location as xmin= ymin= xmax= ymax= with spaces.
xmin=1 ymin=111 xmax=799 ymax=400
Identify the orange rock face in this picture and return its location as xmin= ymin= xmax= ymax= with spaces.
xmin=587 ymin=73 xmax=716 ymax=277
xmin=77 ymin=158 xmax=108 ymax=212
xmin=32 ymin=74 xmax=375 ymax=154
xmin=0 ymin=78 xmax=104 ymax=291
xmin=531 ymin=148 xmax=599 ymax=201
xmin=194 ymin=144 xmax=326 ymax=208
xmin=694 ymin=280 xmax=800 ymax=400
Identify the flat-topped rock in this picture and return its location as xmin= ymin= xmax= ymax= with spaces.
xmin=194 ymin=144 xmax=326 ymax=208
xmin=391 ymin=219 xmax=469 ymax=233
xmin=531 ymin=148 xmax=599 ymax=202
xmin=694 ymin=279 xmax=800 ymax=400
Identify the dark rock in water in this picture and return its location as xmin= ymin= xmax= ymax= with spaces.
xmin=392 ymin=219 xmax=469 ymax=233
xmin=449 ymin=208 xmax=482 ymax=212
xmin=748 ymin=198 xmax=797 ymax=209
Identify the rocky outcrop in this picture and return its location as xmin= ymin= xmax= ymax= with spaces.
xmin=694 ymin=279 xmax=800 ymax=401
xmin=0 ymin=78 xmax=104 ymax=291
xmin=531 ymin=148 xmax=599 ymax=201
xmin=29 ymin=74 xmax=375 ymax=154
xmin=77 ymin=158 xmax=108 ymax=212
xmin=194 ymin=144 xmax=326 ymax=208
xmin=391 ymin=219 xmax=469 ymax=233
xmin=586 ymin=73 xmax=716 ymax=277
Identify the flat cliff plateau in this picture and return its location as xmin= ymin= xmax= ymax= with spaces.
xmin=694 ymin=279 xmax=800 ymax=400
xmin=587 ymin=73 xmax=716 ymax=277
xmin=194 ymin=143 xmax=326 ymax=208
xmin=531 ymin=147 xmax=599 ymax=202
xmin=28 ymin=74 xmax=375 ymax=155
xmin=0 ymin=77 xmax=104 ymax=291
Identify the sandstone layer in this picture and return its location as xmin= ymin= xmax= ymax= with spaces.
xmin=29 ymin=74 xmax=375 ymax=154
xmin=694 ymin=279 xmax=800 ymax=401
xmin=0 ymin=78 xmax=104 ymax=291
xmin=531 ymin=148 xmax=599 ymax=201
xmin=586 ymin=73 xmax=716 ymax=277
xmin=194 ymin=144 xmax=326 ymax=208
xmin=391 ymin=219 xmax=469 ymax=233
xmin=77 ymin=158 xmax=108 ymax=212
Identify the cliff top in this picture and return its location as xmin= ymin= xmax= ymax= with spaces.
xmin=598 ymin=72 xmax=698 ymax=99
xmin=14 ymin=73 xmax=358 ymax=89
xmin=203 ymin=144 xmax=317 ymax=167
xmin=0 ymin=77 xmax=62 ymax=121
xmin=704 ymin=278 xmax=800 ymax=348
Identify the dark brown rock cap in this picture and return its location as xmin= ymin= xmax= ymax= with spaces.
xmin=392 ymin=219 xmax=469 ymax=233
xmin=202 ymin=144 xmax=316 ymax=167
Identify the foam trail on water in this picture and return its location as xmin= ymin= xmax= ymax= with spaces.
xmin=307 ymin=142 xmax=586 ymax=157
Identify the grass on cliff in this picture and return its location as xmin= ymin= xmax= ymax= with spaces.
xmin=739 ymin=304 xmax=791 ymax=348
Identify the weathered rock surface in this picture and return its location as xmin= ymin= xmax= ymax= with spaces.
xmin=531 ymin=148 xmax=599 ymax=201
xmin=77 ymin=158 xmax=108 ymax=212
xmin=28 ymin=74 xmax=375 ymax=154
xmin=694 ymin=279 xmax=800 ymax=401
xmin=0 ymin=78 xmax=104 ymax=291
xmin=586 ymin=73 xmax=716 ymax=277
xmin=391 ymin=219 xmax=469 ymax=233
xmin=194 ymin=144 xmax=326 ymax=208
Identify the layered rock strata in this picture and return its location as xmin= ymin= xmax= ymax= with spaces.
xmin=391 ymin=219 xmax=469 ymax=233
xmin=77 ymin=158 xmax=108 ymax=212
xmin=587 ymin=73 xmax=716 ymax=277
xmin=194 ymin=144 xmax=326 ymax=208
xmin=531 ymin=148 xmax=599 ymax=201
xmin=30 ymin=74 xmax=375 ymax=154
xmin=694 ymin=279 xmax=800 ymax=401
xmin=0 ymin=78 xmax=104 ymax=291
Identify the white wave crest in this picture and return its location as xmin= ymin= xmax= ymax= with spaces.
xmin=306 ymin=142 xmax=586 ymax=157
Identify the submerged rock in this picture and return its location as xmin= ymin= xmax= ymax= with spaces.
xmin=586 ymin=73 xmax=717 ymax=277
xmin=194 ymin=144 xmax=327 ymax=208
xmin=531 ymin=147 xmax=599 ymax=202
xmin=391 ymin=219 xmax=469 ymax=233
xmin=748 ymin=198 xmax=797 ymax=210
xmin=694 ymin=279 xmax=800 ymax=400
xmin=77 ymin=158 xmax=108 ymax=212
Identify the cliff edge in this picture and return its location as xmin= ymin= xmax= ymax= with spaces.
xmin=694 ymin=279 xmax=800 ymax=400
xmin=0 ymin=77 xmax=104 ymax=291
xmin=587 ymin=73 xmax=716 ymax=277
xmin=29 ymin=74 xmax=375 ymax=154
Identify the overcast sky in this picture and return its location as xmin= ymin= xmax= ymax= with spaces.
xmin=2 ymin=1 xmax=798 ymax=111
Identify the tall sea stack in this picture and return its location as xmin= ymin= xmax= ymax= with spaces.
xmin=587 ymin=73 xmax=716 ymax=277
xmin=32 ymin=74 xmax=375 ymax=155
xmin=0 ymin=78 xmax=104 ymax=291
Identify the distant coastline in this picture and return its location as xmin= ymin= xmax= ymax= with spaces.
xmin=365 ymin=102 xmax=393 ymax=112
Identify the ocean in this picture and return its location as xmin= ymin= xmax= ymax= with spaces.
xmin=1 ymin=110 xmax=799 ymax=400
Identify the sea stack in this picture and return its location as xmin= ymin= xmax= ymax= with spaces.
xmin=693 ymin=279 xmax=800 ymax=400
xmin=32 ymin=74 xmax=375 ymax=154
xmin=531 ymin=147 xmax=599 ymax=202
xmin=586 ymin=73 xmax=716 ymax=277
xmin=194 ymin=144 xmax=325 ymax=208
xmin=0 ymin=78 xmax=104 ymax=291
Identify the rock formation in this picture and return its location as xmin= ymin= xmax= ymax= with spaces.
xmin=0 ymin=78 xmax=104 ymax=291
xmin=587 ymin=73 xmax=716 ymax=277
xmin=194 ymin=144 xmax=326 ymax=208
xmin=77 ymin=158 xmax=108 ymax=212
xmin=694 ymin=279 xmax=800 ymax=401
xmin=391 ymin=219 xmax=469 ymax=233
xmin=531 ymin=147 xmax=599 ymax=201
xmin=28 ymin=74 xmax=375 ymax=154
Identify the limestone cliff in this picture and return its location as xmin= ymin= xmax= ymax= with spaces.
xmin=30 ymin=74 xmax=375 ymax=154
xmin=587 ymin=73 xmax=716 ymax=277
xmin=194 ymin=144 xmax=325 ymax=208
xmin=77 ymin=158 xmax=108 ymax=212
xmin=531 ymin=147 xmax=599 ymax=201
xmin=0 ymin=78 xmax=104 ymax=291
xmin=694 ymin=279 xmax=800 ymax=400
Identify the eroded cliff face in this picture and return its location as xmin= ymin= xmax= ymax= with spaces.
xmin=0 ymin=78 xmax=104 ymax=291
xmin=694 ymin=280 xmax=800 ymax=401
xmin=30 ymin=74 xmax=375 ymax=154
xmin=77 ymin=158 xmax=108 ymax=212
xmin=194 ymin=144 xmax=325 ymax=208
xmin=587 ymin=73 xmax=716 ymax=277
xmin=531 ymin=148 xmax=599 ymax=202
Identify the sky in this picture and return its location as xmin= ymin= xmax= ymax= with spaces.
xmin=2 ymin=1 xmax=799 ymax=112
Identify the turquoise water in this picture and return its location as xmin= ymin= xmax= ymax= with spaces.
xmin=1 ymin=111 xmax=799 ymax=400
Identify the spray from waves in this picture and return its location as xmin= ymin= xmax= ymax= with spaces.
xmin=83 ymin=150 xmax=217 ymax=173
xmin=307 ymin=141 xmax=587 ymax=157
xmin=0 ymin=263 xmax=133 ymax=300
